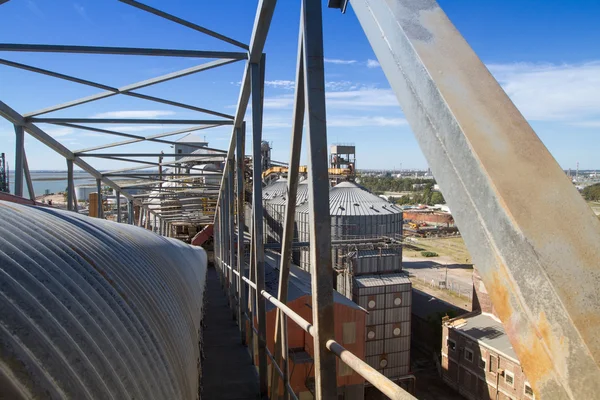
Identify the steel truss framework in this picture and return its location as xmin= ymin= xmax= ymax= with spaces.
xmin=2 ymin=1 xmax=600 ymax=400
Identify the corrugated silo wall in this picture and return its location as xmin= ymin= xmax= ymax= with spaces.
xmin=0 ymin=201 xmax=207 ymax=400
xmin=292 ymin=211 xmax=404 ymax=273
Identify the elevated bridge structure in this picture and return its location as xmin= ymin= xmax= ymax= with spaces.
xmin=1 ymin=0 xmax=600 ymax=399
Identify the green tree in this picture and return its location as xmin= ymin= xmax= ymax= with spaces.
xmin=430 ymin=191 xmax=445 ymax=205
xmin=582 ymin=183 xmax=600 ymax=201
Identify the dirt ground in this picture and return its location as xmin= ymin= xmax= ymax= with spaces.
xmin=404 ymin=236 xmax=473 ymax=265
xmin=36 ymin=193 xmax=67 ymax=207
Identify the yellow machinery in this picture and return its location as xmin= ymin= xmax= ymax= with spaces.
xmin=262 ymin=165 xmax=352 ymax=180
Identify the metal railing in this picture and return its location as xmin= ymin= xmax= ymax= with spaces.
xmin=217 ymin=258 xmax=416 ymax=400
xmin=2 ymin=0 xmax=600 ymax=398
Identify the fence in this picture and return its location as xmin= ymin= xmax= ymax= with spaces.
xmin=408 ymin=272 xmax=473 ymax=301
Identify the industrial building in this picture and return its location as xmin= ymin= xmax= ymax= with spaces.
xmin=441 ymin=270 xmax=534 ymax=399
xmin=261 ymin=176 xmax=412 ymax=387
xmin=1 ymin=0 xmax=598 ymax=399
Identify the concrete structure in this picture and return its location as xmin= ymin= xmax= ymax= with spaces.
xmin=75 ymin=184 xmax=97 ymax=201
xmin=174 ymin=133 xmax=208 ymax=160
xmin=441 ymin=270 xmax=535 ymax=399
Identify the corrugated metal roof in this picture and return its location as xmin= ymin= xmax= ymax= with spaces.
xmin=452 ymin=312 xmax=518 ymax=361
xmin=354 ymin=273 xmax=411 ymax=288
xmin=264 ymin=252 xmax=364 ymax=312
xmin=262 ymin=178 xmax=289 ymax=199
xmin=176 ymin=133 xmax=208 ymax=144
xmin=296 ymin=181 xmax=402 ymax=216
xmin=0 ymin=201 xmax=207 ymax=400
xmin=265 ymin=184 xmax=309 ymax=206
xmin=350 ymin=248 xmax=401 ymax=258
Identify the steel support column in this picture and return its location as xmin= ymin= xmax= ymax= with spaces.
xmin=67 ymin=159 xmax=74 ymax=210
xmin=223 ymin=173 xmax=232 ymax=299
xmin=236 ymin=124 xmax=247 ymax=344
xmin=251 ymin=56 xmax=268 ymax=396
xmin=271 ymin=21 xmax=305 ymax=399
xmin=116 ymin=190 xmax=121 ymax=222
xmin=96 ymin=178 xmax=103 ymax=218
xmin=13 ymin=124 xmax=24 ymax=197
xmin=302 ymin=0 xmax=337 ymax=396
xmin=153 ymin=213 xmax=157 ymax=232
xmin=349 ymin=0 xmax=600 ymax=397
xmin=227 ymin=158 xmax=236 ymax=319
xmin=128 ymin=200 xmax=134 ymax=224
xmin=23 ymin=152 xmax=35 ymax=201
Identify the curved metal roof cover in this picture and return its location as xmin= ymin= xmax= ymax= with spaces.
xmin=296 ymin=181 xmax=402 ymax=216
xmin=0 ymin=201 xmax=207 ymax=400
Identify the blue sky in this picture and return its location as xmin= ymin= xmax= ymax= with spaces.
xmin=0 ymin=0 xmax=599 ymax=171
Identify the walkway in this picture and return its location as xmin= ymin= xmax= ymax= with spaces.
xmin=201 ymin=265 xmax=260 ymax=400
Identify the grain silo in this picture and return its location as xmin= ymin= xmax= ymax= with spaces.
xmin=262 ymin=178 xmax=308 ymax=245
xmin=295 ymin=181 xmax=403 ymax=274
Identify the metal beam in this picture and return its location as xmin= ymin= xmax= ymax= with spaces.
xmin=77 ymin=153 xmax=221 ymax=158
xmin=128 ymin=200 xmax=134 ymax=224
xmin=116 ymin=190 xmax=122 ymax=223
xmin=96 ymin=178 xmax=103 ymax=218
xmin=302 ymin=0 xmax=337 ymax=396
xmin=0 ymin=101 xmax=137 ymax=203
xmin=0 ymin=58 xmax=237 ymax=120
xmin=251 ymin=57 xmax=268 ymax=396
xmin=13 ymin=124 xmax=24 ymax=197
xmin=23 ymin=151 xmax=35 ymax=201
xmin=236 ymin=123 xmax=247 ymax=345
xmin=214 ymin=0 xmax=277 ymax=226
xmin=349 ymin=0 xmax=600 ymax=397
xmin=0 ymin=43 xmax=247 ymax=59
xmin=271 ymin=22 xmax=305 ymax=399
xmin=119 ymin=0 xmax=249 ymax=50
xmin=67 ymin=159 xmax=74 ymax=210
xmin=24 ymin=58 xmax=239 ymax=117
xmin=29 ymin=118 xmax=232 ymax=125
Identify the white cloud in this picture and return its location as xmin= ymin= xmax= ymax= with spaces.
xmin=366 ymin=59 xmax=380 ymax=68
xmin=326 ymin=89 xmax=398 ymax=108
xmin=571 ymin=120 xmax=600 ymax=128
xmin=73 ymin=3 xmax=89 ymax=21
xmin=92 ymin=110 xmax=176 ymax=118
xmin=265 ymin=80 xmax=295 ymax=90
xmin=110 ymin=125 xmax=171 ymax=133
xmin=324 ymin=58 xmax=357 ymax=65
xmin=262 ymin=115 xmax=406 ymax=129
xmin=488 ymin=61 xmax=600 ymax=122
xmin=44 ymin=126 xmax=75 ymax=138
xmin=328 ymin=116 xmax=406 ymax=127
xmin=264 ymin=86 xmax=398 ymax=110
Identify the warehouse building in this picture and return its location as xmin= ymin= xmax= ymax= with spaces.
xmin=441 ymin=270 xmax=535 ymax=400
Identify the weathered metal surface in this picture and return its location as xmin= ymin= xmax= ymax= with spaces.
xmin=350 ymin=0 xmax=600 ymax=398
xmin=270 ymin=21 xmax=305 ymax=397
xmin=301 ymin=0 xmax=338 ymax=397
xmin=0 ymin=201 xmax=207 ymax=399
xmin=251 ymin=56 xmax=269 ymax=396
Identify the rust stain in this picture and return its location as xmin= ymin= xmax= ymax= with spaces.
xmin=486 ymin=264 xmax=556 ymax=393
